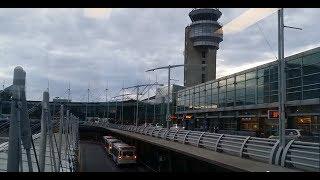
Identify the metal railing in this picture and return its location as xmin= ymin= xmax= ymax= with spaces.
xmin=86 ymin=122 xmax=320 ymax=172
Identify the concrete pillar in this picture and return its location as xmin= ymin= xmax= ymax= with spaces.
xmin=39 ymin=91 xmax=50 ymax=172
xmin=7 ymin=66 xmax=25 ymax=172
xmin=58 ymin=105 xmax=63 ymax=171
xmin=19 ymin=69 xmax=33 ymax=172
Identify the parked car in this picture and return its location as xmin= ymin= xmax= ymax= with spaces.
xmin=155 ymin=123 xmax=163 ymax=128
xmin=170 ymin=124 xmax=185 ymax=130
xmin=268 ymin=129 xmax=303 ymax=140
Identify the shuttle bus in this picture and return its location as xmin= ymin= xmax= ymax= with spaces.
xmin=103 ymin=136 xmax=114 ymax=150
xmin=105 ymin=138 xmax=122 ymax=154
xmin=103 ymin=135 xmax=114 ymax=144
xmin=111 ymin=143 xmax=137 ymax=165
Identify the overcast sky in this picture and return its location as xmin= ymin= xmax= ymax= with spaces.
xmin=0 ymin=8 xmax=319 ymax=101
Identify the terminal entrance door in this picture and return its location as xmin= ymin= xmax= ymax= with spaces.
xmin=264 ymin=119 xmax=279 ymax=138
xmin=295 ymin=116 xmax=312 ymax=135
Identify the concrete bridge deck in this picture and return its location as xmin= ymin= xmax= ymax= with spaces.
xmin=105 ymin=127 xmax=299 ymax=172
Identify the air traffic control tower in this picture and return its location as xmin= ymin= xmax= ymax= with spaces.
xmin=184 ymin=8 xmax=223 ymax=87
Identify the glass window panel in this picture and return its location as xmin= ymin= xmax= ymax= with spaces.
xmin=219 ymin=79 xmax=226 ymax=86
xmin=205 ymin=83 xmax=211 ymax=90
xmin=212 ymin=82 xmax=218 ymax=88
xmin=270 ymin=95 xmax=278 ymax=103
xmin=185 ymin=93 xmax=190 ymax=99
xmin=236 ymin=89 xmax=245 ymax=98
xmin=270 ymin=90 xmax=278 ymax=95
xmin=219 ymin=93 xmax=226 ymax=99
xmin=287 ymin=68 xmax=301 ymax=79
xmin=287 ymin=92 xmax=301 ymax=101
xmin=303 ymin=89 xmax=320 ymax=99
xmin=226 ymin=99 xmax=234 ymax=106
xmin=200 ymin=85 xmax=205 ymax=91
xmin=194 ymin=95 xmax=199 ymax=106
xmin=227 ymin=84 xmax=234 ymax=91
xmin=227 ymin=91 xmax=234 ymax=100
xmin=206 ymin=95 xmax=212 ymax=106
xmin=303 ymin=83 xmax=320 ymax=91
xmin=258 ymin=68 xmax=269 ymax=77
xmin=227 ymin=77 xmax=234 ymax=85
xmin=257 ymin=86 xmax=269 ymax=97
xmin=206 ymin=89 xmax=212 ymax=96
xmin=287 ymin=86 xmax=302 ymax=93
xmin=200 ymin=90 xmax=205 ymax=97
xmin=246 ymin=97 xmax=255 ymax=105
xmin=212 ymin=87 xmax=218 ymax=94
xmin=270 ymin=73 xmax=278 ymax=82
xmin=270 ymin=82 xmax=278 ymax=91
xmin=258 ymin=95 xmax=269 ymax=104
xmin=286 ymin=58 xmax=301 ymax=69
xmin=246 ymin=88 xmax=255 ymax=95
xmin=194 ymin=87 xmax=200 ymax=94
xmin=185 ymin=99 xmax=190 ymax=106
xmin=219 ymin=86 xmax=226 ymax=92
xmin=219 ymin=101 xmax=226 ymax=107
xmin=303 ymin=64 xmax=320 ymax=75
xmin=270 ymin=65 xmax=278 ymax=74
xmin=246 ymin=79 xmax=256 ymax=89
xmin=236 ymin=99 xmax=245 ymax=106
xmin=303 ymin=52 xmax=320 ymax=66
xmin=236 ymin=81 xmax=245 ymax=89
xmin=264 ymin=95 xmax=270 ymax=103
xmin=257 ymin=76 xmax=269 ymax=85
xmin=246 ymin=71 xmax=256 ymax=80
xmin=212 ymin=95 xmax=218 ymax=104
xmin=303 ymin=74 xmax=320 ymax=85
xmin=287 ymin=77 xmax=301 ymax=88
xmin=200 ymin=97 xmax=205 ymax=106
xmin=236 ymin=74 xmax=245 ymax=82
xmin=257 ymin=96 xmax=264 ymax=104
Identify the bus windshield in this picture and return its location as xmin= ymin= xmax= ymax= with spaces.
xmin=122 ymin=151 xmax=134 ymax=156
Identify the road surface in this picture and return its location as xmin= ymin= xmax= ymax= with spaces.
xmin=79 ymin=141 xmax=150 ymax=172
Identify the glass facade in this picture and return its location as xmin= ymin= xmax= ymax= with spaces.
xmin=177 ymin=50 xmax=320 ymax=112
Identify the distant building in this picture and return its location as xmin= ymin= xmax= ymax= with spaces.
xmin=184 ymin=8 xmax=223 ymax=87
xmin=154 ymin=84 xmax=185 ymax=104
xmin=53 ymin=97 xmax=71 ymax=103
xmin=177 ymin=47 xmax=320 ymax=137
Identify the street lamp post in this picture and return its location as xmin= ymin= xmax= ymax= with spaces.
xmin=278 ymin=8 xmax=286 ymax=148
xmin=111 ymin=93 xmax=133 ymax=124
xmin=122 ymin=83 xmax=163 ymax=126
xmin=135 ymin=86 xmax=139 ymax=126
xmin=105 ymin=88 xmax=108 ymax=119
xmin=166 ymin=65 xmax=171 ymax=129
xmin=146 ymin=64 xmax=205 ymax=129
xmin=85 ymin=88 xmax=89 ymax=120
xmin=121 ymin=89 xmax=124 ymax=125
xmin=277 ymin=8 xmax=302 ymax=148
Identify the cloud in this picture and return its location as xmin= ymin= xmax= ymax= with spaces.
xmin=221 ymin=8 xmax=278 ymax=34
xmin=0 ymin=8 xmax=318 ymax=101
xmin=83 ymin=8 xmax=113 ymax=19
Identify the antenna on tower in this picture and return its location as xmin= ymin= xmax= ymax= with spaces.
xmin=85 ymin=82 xmax=90 ymax=119
xmin=68 ymin=82 xmax=71 ymax=102
xmin=46 ymin=50 xmax=50 ymax=93
xmin=47 ymin=80 xmax=50 ymax=93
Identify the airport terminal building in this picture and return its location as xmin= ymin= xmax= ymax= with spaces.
xmin=175 ymin=47 xmax=320 ymax=137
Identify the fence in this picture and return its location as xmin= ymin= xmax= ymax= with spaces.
xmin=86 ymin=122 xmax=320 ymax=172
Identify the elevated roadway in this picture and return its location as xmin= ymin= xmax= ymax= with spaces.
xmin=103 ymin=127 xmax=299 ymax=172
